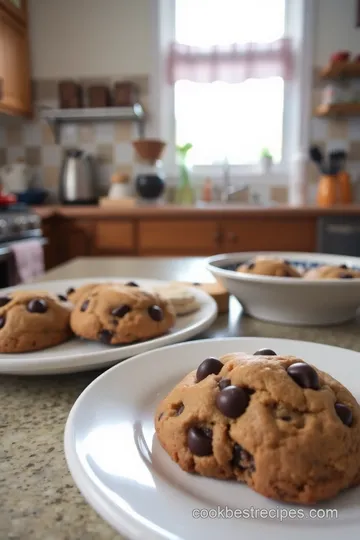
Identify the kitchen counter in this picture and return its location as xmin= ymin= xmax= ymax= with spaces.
xmin=2 ymin=256 xmax=360 ymax=539
xmin=33 ymin=203 xmax=360 ymax=219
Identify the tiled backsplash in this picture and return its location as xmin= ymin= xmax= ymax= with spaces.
xmin=1 ymin=69 xmax=360 ymax=204
xmin=0 ymin=75 xmax=149 ymax=196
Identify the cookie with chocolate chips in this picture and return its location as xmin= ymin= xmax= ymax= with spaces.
xmin=303 ymin=264 xmax=360 ymax=280
xmin=155 ymin=350 xmax=360 ymax=504
xmin=0 ymin=290 xmax=72 ymax=353
xmin=70 ymin=285 xmax=176 ymax=345
xmin=236 ymin=258 xmax=301 ymax=277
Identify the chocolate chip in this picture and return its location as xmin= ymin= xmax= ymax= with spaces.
xmin=280 ymin=415 xmax=292 ymax=421
xmin=57 ymin=294 xmax=67 ymax=302
xmin=283 ymin=260 xmax=290 ymax=265
xmin=339 ymin=273 xmax=353 ymax=279
xmin=247 ymin=262 xmax=255 ymax=270
xmin=0 ymin=296 xmax=10 ymax=307
xmin=218 ymin=378 xmax=231 ymax=390
xmin=231 ymin=443 xmax=255 ymax=472
xmin=125 ymin=281 xmax=139 ymax=287
xmin=339 ymin=264 xmax=348 ymax=269
xmin=98 ymin=329 xmax=113 ymax=344
xmin=335 ymin=403 xmax=352 ymax=426
xmin=254 ymin=348 xmax=277 ymax=356
xmin=193 ymin=282 xmax=201 ymax=286
xmin=148 ymin=305 xmax=164 ymax=321
xmin=287 ymin=362 xmax=320 ymax=390
xmin=66 ymin=287 xmax=75 ymax=295
xmin=187 ymin=426 xmax=213 ymax=456
xmin=80 ymin=300 xmax=89 ymax=312
xmin=0 ymin=316 xmax=5 ymax=329
xmin=175 ymin=403 xmax=184 ymax=416
xmin=27 ymin=299 xmax=47 ymax=314
xmin=196 ymin=357 xmax=223 ymax=382
xmin=216 ymin=386 xmax=249 ymax=418
xmin=158 ymin=412 xmax=164 ymax=421
xmin=112 ymin=304 xmax=131 ymax=318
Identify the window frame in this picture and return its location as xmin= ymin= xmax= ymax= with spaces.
xmin=150 ymin=0 xmax=314 ymax=188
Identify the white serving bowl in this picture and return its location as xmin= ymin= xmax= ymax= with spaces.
xmin=206 ymin=251 xmax=360 ymax=326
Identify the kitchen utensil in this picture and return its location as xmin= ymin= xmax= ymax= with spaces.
xmin=15 ymin=188 xmax=48 ymax=205
xmin=328 ymin=151 xmax=342 ymax=175
xmin=59 ymin=149 xmax=98 ymax=205
xmin=58 ymin=80 xmax=83 ymax=109
xmin=114 ymin=81 xmax=139 ymax=106
xmin=309 ymin=145 xmax=325 ymax=172
xmin=0 ymin=278 xmax=217 ymax=375
xmin=88 ymin=85 xmax=111 ymax=107
xmin=316 ymin=174 xmax=337 ymax=207
xmin=132 ymin=139 xmax=166 ymax=201
xmin=108 ymin=172 xmax=131 ymax=199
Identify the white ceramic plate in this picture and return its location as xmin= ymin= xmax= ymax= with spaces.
xmin=0 ymin=278 xmax=217 ymax=375
xmin=207 ymin=251 xmax=360 ymax=326
xmin=64 ymin=337 xmax=360 ymax=540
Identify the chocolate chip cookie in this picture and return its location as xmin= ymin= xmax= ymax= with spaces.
xmin=66 ymin=280 xmax=142 ymax=305
xmin=155 ymin=349 xmax=360 ymax=504
xmin=304 ymin=264 xmax=360 ymax=280
xmin=237 ymin=258 xmax=301 ymax=277
xmin=0 ymin=291 xmax=72 ymax=353
xmin=70 ymin=285 xmax=176 ymax=345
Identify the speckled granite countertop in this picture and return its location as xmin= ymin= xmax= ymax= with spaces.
xmin=2 ymin=257 xmax=360 ymax=540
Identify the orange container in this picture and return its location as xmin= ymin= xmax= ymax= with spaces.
xmin=316 ymin=175 xmax=337 ymax=207
xmin=337 ymin=170 xmax=352 ymax=203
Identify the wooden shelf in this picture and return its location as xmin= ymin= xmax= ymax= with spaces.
xmin=315 ymin=103 xmax=360 ymax=117
xmin=320 ymin=61 xmax=360 ymax=79
xmin=40 ymin=104 xmax=145 ymax=143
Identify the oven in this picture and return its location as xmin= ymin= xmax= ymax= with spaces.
xmin=0 ymin=207 xmax=47 ymax=288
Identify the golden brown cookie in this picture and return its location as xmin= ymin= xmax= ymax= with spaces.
xmin=303 ymin=264 xmax=360 ymax=280
xmin=66 ymin=280 xmax=142 ymax=304
xmin=0 ymin=290 xmax=72 ymax=353
xmin=237 ymin=258 xmax=301 ymax=277
xmin=70 ymin=285 xmax=176 ymax=345
xmin=155 ymin=348 xmax=360 ymax=504
xmin=175 ymin=281 xmax=229 ymax=314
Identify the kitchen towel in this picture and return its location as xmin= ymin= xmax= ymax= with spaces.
xmin=10 ymin=239 xmax=45 ymax=285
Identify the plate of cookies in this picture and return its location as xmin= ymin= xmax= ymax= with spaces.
xmin=207 ymin=251 xmax=360 ymax=326
xmin=64 ymin=337 xmax=360 ymax=540
xmin=0 ymin=278 xmax=217 ymax=375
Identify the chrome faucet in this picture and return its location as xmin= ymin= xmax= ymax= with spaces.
xmin=220 ymin=159 xmax=248 ymax=202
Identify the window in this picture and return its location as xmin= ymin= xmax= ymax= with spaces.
xmin=173 ymin=0 xmax=288 ymax=168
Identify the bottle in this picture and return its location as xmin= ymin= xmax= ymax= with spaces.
xmin=202 ymin=178 xmax=213 ymax=202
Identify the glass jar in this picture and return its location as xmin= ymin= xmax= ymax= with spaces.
xmin=134 ymin=160 xmax=165 ymax=202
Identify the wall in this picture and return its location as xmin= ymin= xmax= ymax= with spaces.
xmin=28 ymin=0 xmax=153 ymax=78
xmin=309 ymin=0 xmax=360 ymax=200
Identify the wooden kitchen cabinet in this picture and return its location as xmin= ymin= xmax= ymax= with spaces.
xmin=60 ymin=220 xmax=95 ymax=261
xmin=94 ymin=220 xmax=135 ymax=254
xmin=138 ymin=219 xmax=220 ymax=255
xmin=0 ymin=0 xmax=27 ymax=23
xmin=0 ymin=3 xmax=31 ymax=116
xmin=220 ymin=218 xmax=317 ymax=252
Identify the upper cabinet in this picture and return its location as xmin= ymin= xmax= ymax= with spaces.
xmin=0 ymin=0 xmax=31 ymax=117
xmin=0 ymin=0 xmax=27 ymax=23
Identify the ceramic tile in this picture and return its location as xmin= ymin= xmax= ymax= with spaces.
xmin=24 ymin=122 xmax=42 ymax=146
xmin=114 ymin=142 xmax=133 ymax=164
xmin=326 ymin=139 xmax=350 ymax=153
xmin=78 ymin=124 xmax=95 ymax=144
xmin=41 ymin=121 xmax=56 ymax=144
xmin=6 ymin=146 xmax=25 ymax=163
xmin=6 ymin=126 xmax=23 ymax=146
xmin=41 ymin=145 xmax=62 ymax=167
xmin=60 ymin=123 xmax=79 ymax=146
xmin=43 ymin=166 xmax=60 ymax=189
xmin=25 ymin=147 xmax=41 ymax=166
xmin=96 ymin=144 xmax=114 ymax=164
xmin=94 ymin=123 xmax=115 ymax=144
xmin=270 ymin=186 xmax=288 ymax=203
xmin=348 ymin=118 xmax=360 ymax=141
xmin=114 ymin=122 xmax=133 ymax=142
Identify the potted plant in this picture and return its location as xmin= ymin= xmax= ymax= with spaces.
xmin=175 ymin=143 xmax=195 ymax=204
xmin=260 ymin=147 xmax=273 ymax=174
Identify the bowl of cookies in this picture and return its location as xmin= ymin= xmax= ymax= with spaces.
xmin=206 ymin=251 xmax=360 ymax=326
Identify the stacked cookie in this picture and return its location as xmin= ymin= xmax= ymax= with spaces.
xmin=155 ymin=347 xmax=360 ymax=504
xmin=0 ymin=281 xmax=176 ymax=354
xmin=237 ymin=256 xmax=360 ymax=279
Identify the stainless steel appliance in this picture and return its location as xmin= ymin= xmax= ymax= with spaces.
xmin=0 ymin=205 xmax=46 ymax=288
xmin=317 ymin=216 xmax=360 ymax=256
xmin=59 ymin=148 xmax=98 ymax=204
